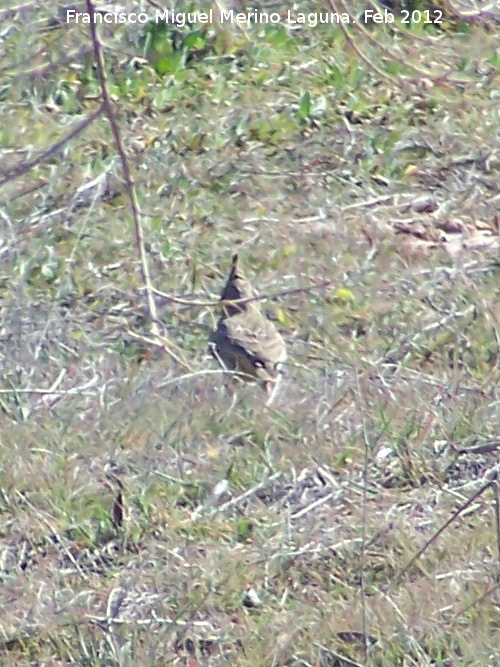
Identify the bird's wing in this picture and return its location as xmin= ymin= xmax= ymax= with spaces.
xmin=217 ymin=312 xmax=287 ymax=367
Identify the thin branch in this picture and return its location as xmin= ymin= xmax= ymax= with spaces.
xmin=125 ymin=329 xmax=193 ymax=371
xmin=329 ymin=0 xmax=459 ymax=84
xmin=151 ymin=279 xmax=333 ymax=309
xmin=390 ymin=473 xmax=497 ymax=589
xmin=0 ymin=105 xmax=103 ymax=187
xmin=84 ymin=0 xmax=159 ymax=334
xmin=327 ymin=0 xmax=398 ymax=83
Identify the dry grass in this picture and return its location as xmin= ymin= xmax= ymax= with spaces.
xmin=1 ymin=1 xmax=500 ymax=665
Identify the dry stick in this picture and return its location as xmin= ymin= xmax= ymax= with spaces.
xmin=452 ymin=580 xmax=500 ymax=625
xmin=327 ymin=0 xmax=397 ymax=83
xmin=359 ymin=420 xmax=369 ymax=663
xmin=365 ymin=0 xmax=444 ymax=45
xmin=355 ymin=376 xmax=389 ymax=662
xmin=367 ymin=0 xmax=438 ymax=44
xmin=84 ymin=0 xmax=155 ymax=325
xmin=494 ymin=472 xmax=500 ymax=568
xmin=0 ymin=2 xmax=36 ymax=21
xmin=151 ymin=279 xmax=333 ymax=308
xmin=125 ymin=329 xmax=197 ymax=370
xmin=0 ymin=105 xmax=103 ymax=187
xmin=390 ymin=473 xmax=497 ymax=589
xmin=84 ymin=0 xmax=190 ymax=369
xmin=451 ymin=479 xmax=500 ymax=622
xmin=329 ymin=0 xmax=455 ymax=84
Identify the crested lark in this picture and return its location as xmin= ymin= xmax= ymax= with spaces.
xmin=210 ymin=254 xmax=287 ymax=405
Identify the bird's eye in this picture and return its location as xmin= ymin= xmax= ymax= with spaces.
xmin=254 ymin=360 xmax=265 ymax=369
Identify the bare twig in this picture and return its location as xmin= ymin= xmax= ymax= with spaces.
xmin=390 ymin=471 xmax=498 ymax=588
xmin=151 ymin=279 xmax=333 ymax=309
xmin=0 ymin=105 xmax=104 ymax=187
xmin=84 ymin=0 xmax=160 ymax=335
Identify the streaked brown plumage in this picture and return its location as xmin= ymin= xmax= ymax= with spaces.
xmin=210 ymin=254 xmax=287 ymax=404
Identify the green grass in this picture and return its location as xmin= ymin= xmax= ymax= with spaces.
xmin=1 ymin=1 xmax=499 ymax=665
